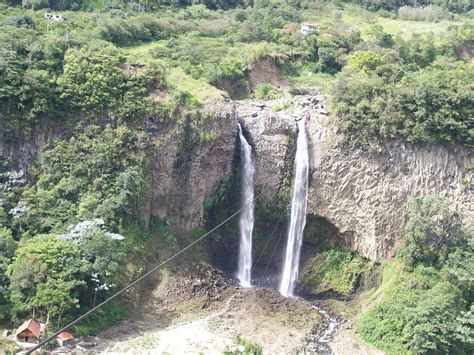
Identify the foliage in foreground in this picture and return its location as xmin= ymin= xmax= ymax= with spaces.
xmin=358 ymin=196 xmax=473 ymax=354
xmin=0 ymin=125 xmax=151 ymax=326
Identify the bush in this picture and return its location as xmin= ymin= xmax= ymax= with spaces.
xmin=301 ymin=249 xmax=370 ymax=295
xmin=346 ymin=50 xmax=386 ymax=72
xmin=357 ymin=196 xmax=473 ymax=354
xmin=255 ymin=83 xmax=270 ymax=99
xmin=217 ymin=56 xmax=247 ymax=81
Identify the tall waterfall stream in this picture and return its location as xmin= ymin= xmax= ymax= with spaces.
xmin=237 ymin=124 xmax=255 ymax=287
xmin=279 ymin=119 xmax=309 ymax=297
xmin=234 ymin=119 xmax=339 ymax=352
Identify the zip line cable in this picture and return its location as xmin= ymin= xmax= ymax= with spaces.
xmin=27 ymin=123 xmax=302 ymax=354
xmin=26 ymin=185 xmax=272 ymax=354
xmin=251 ymin=214 xmax=284 ymax=271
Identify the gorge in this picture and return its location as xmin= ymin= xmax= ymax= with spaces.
xmin=2 ymin=94 xmax=472 ymax=354
xmin=1 ymin=2 xmax=472 ymax=352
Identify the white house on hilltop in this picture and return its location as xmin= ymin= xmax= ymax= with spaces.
xmin=44 ymin=13 xmax=64 ymax=21
xmin=301 ymin=23 xmax=317 ymax=35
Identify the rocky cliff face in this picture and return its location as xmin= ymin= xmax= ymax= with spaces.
xmin=3 ymin=97 xmax=471 ymax=260
xmin=238 ymin=96 xmax=473 ymax=259
xmin=1 ymin=105 xmax=238 ymax=234
xmin=146 ymin=103 xmax=237 ymax=231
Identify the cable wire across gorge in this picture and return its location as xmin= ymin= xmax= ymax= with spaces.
xmin=26 ymin=127 xmax=300 ymax=354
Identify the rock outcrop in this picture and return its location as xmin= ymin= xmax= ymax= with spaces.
xmin=239 ymin=96 xmax=473 ymax=259
xmin=2 ymin=104 xmax=238 ymax=234
xmin=147 ymin=103 xmax=237 ymax=231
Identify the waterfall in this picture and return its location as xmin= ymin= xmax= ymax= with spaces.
xmin=279 ymin=119 xmax=309 ymax=297
xmin=237 ymin=124 xmax=255 ymax=288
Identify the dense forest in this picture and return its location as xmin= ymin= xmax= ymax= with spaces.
xmin=0 ymin=0 xmax=473 ymax=353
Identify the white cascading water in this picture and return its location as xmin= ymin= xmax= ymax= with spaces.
xmin=279 ymin=118 xmax=309 ymax=297
xmin=237 ymin=124 xmax=255 ymax=288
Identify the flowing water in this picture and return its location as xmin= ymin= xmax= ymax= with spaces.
xmin=279 ymin=119 xmax=309 ymax=297
xmin=237 ymin=124 xmax=255 ymax=287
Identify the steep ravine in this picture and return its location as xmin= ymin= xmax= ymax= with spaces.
xmin=3 ymin=95 xmax=472 ymax=353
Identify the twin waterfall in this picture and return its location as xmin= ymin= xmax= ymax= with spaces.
xmin=237 ymin=124 xmax=255 ymax=288
xmin=236 ymin=119 xmax=309 ymax=297
xmin=279 ymin=119 xmax=309 ymax=297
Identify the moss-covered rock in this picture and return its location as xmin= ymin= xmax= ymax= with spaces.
xmin=300 ymin=249 xmax=371 ymax=296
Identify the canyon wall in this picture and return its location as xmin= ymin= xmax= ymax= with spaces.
xmin=3 ymin=96 xmax=472 ymax=260
xmin=146 ymin=103 xmax=237 ymax=231
xmin=239 ymin=96 xmax=473 ymax=259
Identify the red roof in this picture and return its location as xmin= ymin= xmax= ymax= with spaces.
xmin=58 ymin=332 xmax=74 ymax=341
xmin=16 ymin=319 xmax=41 ymax=339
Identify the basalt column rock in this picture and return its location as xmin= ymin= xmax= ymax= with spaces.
xmin=239 ymin=96 xmax=473 ymax=260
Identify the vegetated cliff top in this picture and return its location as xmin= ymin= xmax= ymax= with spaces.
xmin=1 ymin=1 xmax=472 ymax=145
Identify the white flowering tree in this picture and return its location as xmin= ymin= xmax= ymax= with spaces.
xmin=7 ymin=219 xmax=126 ymax=323
xmin=1 ymin=170 xmax=27 ymax=227
xmin=60 ymin=219 xmax=125 ymax=306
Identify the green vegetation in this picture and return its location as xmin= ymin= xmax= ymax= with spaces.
xmin=0 ymin=1 xmax=472 ymax=352
xmin=301 ymin=196 xmax=473 ymax=354
xmin=333 ymin=22 xmax=473 ymax=145
xmin=357 ymin=196 xmax=473 ymax=354
xmin=301 ymin=249 xmax=373 ymax=296
xmin=18 ymin=125 xmax=148 ymax=234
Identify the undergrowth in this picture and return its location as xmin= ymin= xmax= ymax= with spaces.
xmin=301 ymin=249 xmax=372 ymax=296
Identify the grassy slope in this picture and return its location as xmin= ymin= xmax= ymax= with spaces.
xmin=289 ymin=4 xmax=462 ymax=92
xmin=122 ymin=43 xmax=225 ymax=103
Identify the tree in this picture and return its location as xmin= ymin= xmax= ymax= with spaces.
xmin=367 ymin=24 xmax=393 ymax=48
xmin=347 ymin=50 xmax=386 ymax=72
xmin=7 ymin=234 xmax=83 ymax=322
xmin=404 ymin=282 xmax=467 ymax=353
xmin=60 ymin=219 xmax=125 ymax=306
xmin=0 ymin=227 xmax=17 ymax=320
xmin=57 ymin=47 xmax=124 ymax=114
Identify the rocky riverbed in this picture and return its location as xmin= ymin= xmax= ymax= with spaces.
xmin=90 ymin=264 xmax=381 ymax=354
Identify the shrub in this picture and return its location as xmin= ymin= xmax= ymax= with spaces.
xmin=217 ymin=56 xmax=247 ymax=81
xmin=346 ymin=50 xmax=386 ymax=72
xmin=255 ymin=83 xmax=270 ymax=99
xmin=301 ymin=249 xmax=369 ymax=295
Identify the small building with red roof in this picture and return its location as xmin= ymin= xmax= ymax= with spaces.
xmin=57 ymin=331 xmax=75 ymax=347
xmin=15 ymin=319 xmax=41 ymax=344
